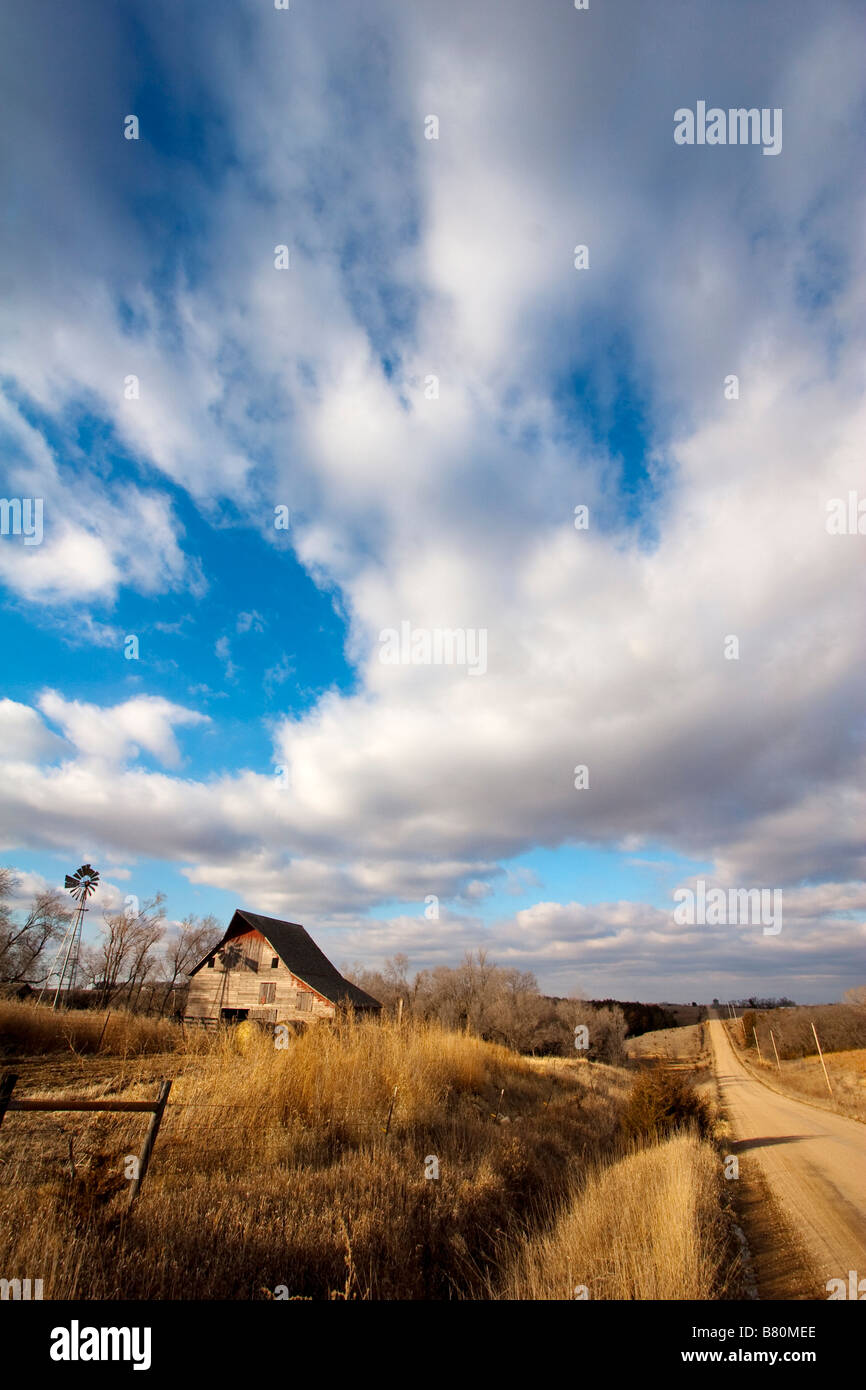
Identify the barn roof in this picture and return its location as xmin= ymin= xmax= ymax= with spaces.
xmin=190 ymin=909 xmax=381 ymax=1011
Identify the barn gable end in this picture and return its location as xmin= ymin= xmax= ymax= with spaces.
xmin=184 ymin=909 xmax=381 ymax=1025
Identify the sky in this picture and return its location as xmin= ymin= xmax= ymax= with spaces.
xmin=0 ymin=0 xmax=864 ymax=1003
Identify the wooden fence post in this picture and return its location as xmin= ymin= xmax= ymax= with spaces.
xmin=753 ymin=1028 xmax=763 ymax=1063
xmin=769 ymin=1028 xmax=782 ymax=1072
xmin=127 ymin=1080 xmax=172 ymax=1208
xmin=492 ymin=1088 xmax=504 ymax=1123
xmin=0 ymin=1072 xmax=18 ymax=1131
xmin=811 ymin=1022 xmax=833 ymax=1095
xmin=97 ymin=1012 xmax=111 ymax=1051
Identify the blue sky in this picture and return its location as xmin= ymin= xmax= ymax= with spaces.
xmin=1 ymin=0 xmax=864 ymax=1002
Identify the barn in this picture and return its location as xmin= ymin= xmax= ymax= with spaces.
xmin=184 ymin=909 xmax=381 ymax=1026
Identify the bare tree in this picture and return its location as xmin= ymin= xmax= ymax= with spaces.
xmin=573 ymin=1003 xmax=628 ymax=1063
xmin=158 ymin=914 xmax=222 ymax=1014
xmin=92 ymin=895 xmax=166 ymax=1009
xmin=0 ymin=870 xmax=72 ymax=984
xmin=128 ymin=903 xmax=167 ymax=1010
xmin=383 ymin=952 xmax=410 ymax=995
xmin=486 ymin=970 xmax=544 ymax=1051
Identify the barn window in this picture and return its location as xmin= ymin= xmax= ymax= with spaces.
xmin=271 ymin=956 xmax=279 ymax=969
xmin=259 ymin=982 xmax=276 ymax=1005
xmin=207 ymin=958 xmax=215 ymax=968
xmin=297 ymin=991 xmax=313 ymax=1012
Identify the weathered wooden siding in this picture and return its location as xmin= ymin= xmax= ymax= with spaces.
xmin=185 ymin=929 xmax=336 ymax=1022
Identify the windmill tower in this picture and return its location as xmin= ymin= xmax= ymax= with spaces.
xmin=216 ymin=942 xmax=242 ymax=1020
xmin=39 ymin=864 xmax=100 ymax=1009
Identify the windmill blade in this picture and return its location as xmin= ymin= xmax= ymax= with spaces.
xmin=65 ymin=864 xmax=100 ymax=901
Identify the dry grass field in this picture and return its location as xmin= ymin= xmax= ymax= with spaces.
xmin=499 ymin=1132 xmax=737 ymax=1300
xmin=732 ymin=1042 xmax=866 ymax=1123
xmin=0 ymin=999 xmax=204 ymax=1057
xmin=0 ymin=1001 xmax=735 ymax=1300
xmin=626 ymin=1021 xmax=707 ymax=1067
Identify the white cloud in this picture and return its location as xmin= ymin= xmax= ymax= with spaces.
xmin=0 ymin=700 xmax=67 ymax=763
xmin=214 ymin=637 xmax=237 ymax=682
xmin=36 ymin=692 xmax=209 ymax=769
xmin=0 ymin=393 xmax=197 ymax=605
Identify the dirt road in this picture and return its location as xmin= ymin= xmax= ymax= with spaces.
xmin=709 ymin=1013 xmax=866 ymax=1298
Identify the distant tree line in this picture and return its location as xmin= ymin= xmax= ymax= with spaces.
xmin=726 ymin=996 xmax=797 ymax=1010
xmin=342 ymin=950 xmax=634 ymax=1060
xmin=580 ymin=998 xmax=678 ymax=1037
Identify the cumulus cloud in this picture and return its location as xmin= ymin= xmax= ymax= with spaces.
xmin=35 ymin=692 xmax=209 ymax=769
xmin=0 ymin=699 xmax=67 ymax=763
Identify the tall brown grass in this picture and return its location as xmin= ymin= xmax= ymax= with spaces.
xmin=0 ymin=999 xmax=197 ymax=1056
xmin=0 ymin=1010 xmax=632 ymax=1299
xmin=499 ymin=1132 xmax=736 ymax=1300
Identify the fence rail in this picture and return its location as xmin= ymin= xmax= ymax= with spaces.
xmin=0 ymin=1072 xmax=171 ymax=1207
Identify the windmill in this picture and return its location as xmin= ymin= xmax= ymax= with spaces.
xmin=38 ymin=864 xmax=100 ymax=1010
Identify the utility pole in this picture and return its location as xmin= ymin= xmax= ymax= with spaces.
xmin=811 ymin=1022 xmax=833 ymax=1095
